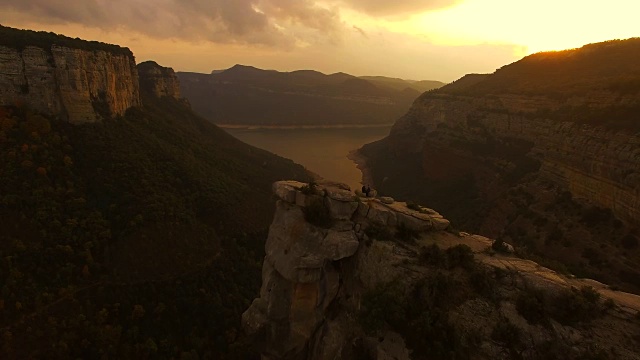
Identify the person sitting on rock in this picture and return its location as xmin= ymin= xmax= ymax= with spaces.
xmin=365 ymin=185 xmax=371 ymax=197
xmin=361 ymin=185 xmax=367 ymax=196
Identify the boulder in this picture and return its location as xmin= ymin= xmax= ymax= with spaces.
xmin=325 ymin=197 xmax=359 ymax=220
xmin=367 ymin=201 xmax=397 ymax=226
xmin=273 ymin=180 xmax=305 ymax=203
xmin=242 ymin=298 xmax=268 ymax=336
xmin=396 ymin=212 xmax=432 ymax=232
xmin=325 ymin=186 xmax=355 ymax=202
xmin=317 ymin=179 xmax=351 ymax=191
xmin=380 ymin=196 xmax=395 ymax=204
xmin=430 ymin=216 xmax=450 ymax=231
xmin=323 ymin=230 xmax=360 ymax=260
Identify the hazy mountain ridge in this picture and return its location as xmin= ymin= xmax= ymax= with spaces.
xmin=177 ymin=65 xmax=444 ymax=126
xmin=359 ymin=37 xmax=640 ymax=292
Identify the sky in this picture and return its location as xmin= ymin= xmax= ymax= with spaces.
xmin=0 ymin=0 xmax=638 ymax=82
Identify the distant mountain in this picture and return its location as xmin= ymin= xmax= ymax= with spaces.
xmin=359 ymin=75 xmax=445 ymax=93
xmin=177 ymin=66 xmax=444 ymax=126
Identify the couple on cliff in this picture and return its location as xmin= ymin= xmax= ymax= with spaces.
xmin=361 ymin=185 xmax=373 ymax=197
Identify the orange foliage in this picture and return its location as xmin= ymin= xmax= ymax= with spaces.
xmin=82 ymin=264 xmax=90 ymax=279
xmin=36 ymin=167 xmax=47 ymax=176
xmin=0 ymin=117 xmax=16 ymax=131
xmin=63 ymin=155 xmax=73 ymax=166
xmin=24 ymin=114 xmax=51 ymax=135
xmin=21 ymin=160 xmax=33 ymax=169
xmin=21 ymin=144 xmax=28 ymax=152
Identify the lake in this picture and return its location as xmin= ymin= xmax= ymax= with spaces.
xmin=225 ymin=126 xmax=391 ymax=191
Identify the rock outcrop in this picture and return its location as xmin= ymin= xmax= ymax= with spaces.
xmin=137 ymin=61 xmax=182 ymax=99
xmin=385 ymin=92 xmax=640 ymax=225
xmin=0 ymin=43 xmax=140 ymax=123
xmin=243 ymin=181 xmax=640 ymax=359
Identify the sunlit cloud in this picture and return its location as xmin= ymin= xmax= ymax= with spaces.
xmin=1 ymin=0 xmax=637 ymax=82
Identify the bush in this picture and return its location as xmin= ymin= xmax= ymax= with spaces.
xmin=298 ymin=181 xmax=320 ymax=195
xmin=445 ymin=244 xmax=475 ymax=270
xmin=492 ymin=239 xmax=511 ymax=253
xmin=358 ymin=283 xmax=405 ymax=333
xmin=303 ymin=198 xmax=333 ymax=228
xmin=395 ymin=222 xmax=419 ymax=242
xmin=516 ymin=287 xmax=549 ymax=325
xmin=420 ymin=244 xmax=447 ymax=267
xmin=549 ymin=286 xmax=605 ymax=325
xmin=365 ymin=221 xmax=393 ymax=241
xmin=491 ymin=318 xmax=522 ymax=352
xmin=621 ymin=233 xmax=638 ymax=249
xmin=469 ymin=265 xmax=500 ymax=303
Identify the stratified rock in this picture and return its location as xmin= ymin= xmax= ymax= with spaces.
xmin=323 ymin=230 xmax=360 ymax=260
xmin=273 ymin=180 xmax=305 ymax=204
xmin=0 ymin=44 xmax=140 ymax=123
xmin=246 ymin=180 xmax=640 ymax=360
xmin=325 ymin=197 xmax=359 ymax=220
xmin=137 ymin=60 xmax=182 ymax=99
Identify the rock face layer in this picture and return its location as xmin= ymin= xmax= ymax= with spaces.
xmin=386 ymin=92 xmax=640 ymax=225
xmin=137 ymin=61 xmax=182 ymax=99
xmin=0 ymin=41 xmax=140 ymax=123
xmin=359 ymin=38 xmax=640 ymax=232
xmin=244 ymin=181 xmax=640 ymax=359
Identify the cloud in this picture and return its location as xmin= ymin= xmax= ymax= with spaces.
xmin=0 ymin=0 xmax=344 ymax=47
xmin=339 ymin=0 xmax=462 ymax=16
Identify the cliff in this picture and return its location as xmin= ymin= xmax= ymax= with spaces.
xmin=358 ymin=38 xmax=640 ymax=292
xmin=137 ymin=60 xmax=182 ymax=99
xmin=243 ymin=181 xmax=640 ymax=359
xmin=0 ymin=25 xmax=140 ymax=123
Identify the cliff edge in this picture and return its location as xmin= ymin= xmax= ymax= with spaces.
xmin=0 ymin=25 xmax=140 ymax=123
xmin=243 ymin=181 xmax=640 ymax=359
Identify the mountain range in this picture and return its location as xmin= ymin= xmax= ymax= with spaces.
xmin=177 ymin=65 xmax=444 ymax=126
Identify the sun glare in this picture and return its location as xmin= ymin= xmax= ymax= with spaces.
xmin=401 ymin=0 xmax=639 ymax=54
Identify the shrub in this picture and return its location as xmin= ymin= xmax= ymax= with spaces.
xmin=419 ymin=244 xmax=447 ymax=268
xmin=299 ymin=181 xmax=320 ymax=195
xmin=516 ymin=287 xmax=549 ymax=325
xmin=358 ymin=283 xmax=405 ymax=333
xmin=395 ymin=222 xmax=419 ymax=242
xmin=303 ymin=198 xmax=333 ymax=228
xmin=492 ymin=239 xmax=511 ymax=253
xmin=621 ymin=233 xmax=638 ymax=249
xmin=491 ymin=317 xmax=522 ymax=352
xmin=469 ymin=265 xmax=500 ymax=303
xmin=549 ymin=286 xmax=605 ymax=325
xmin=445 ymin=244 xmax=475 ymax=270
xmin=364 ymin=221 xmax=393 ymax=241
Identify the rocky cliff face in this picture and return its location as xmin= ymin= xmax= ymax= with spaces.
xmin=387 ymin=91 xmax=640 ymax=226
xmin=137 ymin=61 xmax=182 ymax=99
xmin=0 ymin=44 xmax=140 ymax=123
xmin=243 ymin=181 xmax=640 ymax=359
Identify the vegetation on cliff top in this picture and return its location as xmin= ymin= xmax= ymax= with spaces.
xmin=0 ymin=25 xmax=133 ymax=56
xmin=0 ymin=92 xmax=310 ymax=358
xmin=436 ymin=37 xmax=640 ymax=97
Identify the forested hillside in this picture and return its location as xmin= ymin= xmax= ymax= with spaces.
xmin=0 ymin=92 xmax=310 ymax=358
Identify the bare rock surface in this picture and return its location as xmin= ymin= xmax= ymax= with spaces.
xmin=0 ymin=45 xmax=140 ymax=123
xmin=243 ymin=180 xmax=640 ymax=360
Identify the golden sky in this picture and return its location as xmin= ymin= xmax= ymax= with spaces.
xmin=1 ymin=0 xmax=638 ymax=82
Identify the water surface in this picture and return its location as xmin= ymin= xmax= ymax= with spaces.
xmin=225 ymin=126 xmax=391 ymax=191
